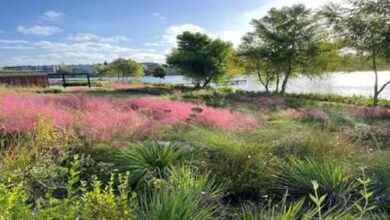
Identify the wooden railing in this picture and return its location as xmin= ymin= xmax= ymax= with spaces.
xmin=48 ymin=73 xmax=91 ymax=88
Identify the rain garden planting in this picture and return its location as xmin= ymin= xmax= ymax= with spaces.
xmin=0 ymin=83 xmax=389 ymax=219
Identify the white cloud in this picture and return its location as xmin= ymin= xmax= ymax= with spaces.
xmin=0 ymin=39 xmax=29 ymax=44
xmin=0 ymin=46 xmax=34 ymax=50
xmin=153 ymin=12 xmax=166 ymax=20
xmin=1 ymin=41 xmax=165 ymax=65
xmin=67 ymin=33 xmax=131 ymax=43
xmin=161 ymin=24 xmax=243 ymax=49
xmin=17 ymin=25 xmax=61 ymax=36
xmin=144 ymin=42 xmax=160 ymax=47
xmin=215 ymin=30 xmax=244 ymax=48
xmin=163 ymin=24 xmax=206 ymax=47
xmin=40 ymin=10 xmax=64 ymax=21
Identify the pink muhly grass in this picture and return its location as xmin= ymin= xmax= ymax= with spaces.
xmin=0 ymin=92 xmax=73 ymax=132
xmin=79 ymin=108 xmax=141 ymax=140
xmin=349 ymin=106 xmax=390 ymax=118
xmin=125 ymin=97 xmax=257 ymax=129
xmin=0 ymin=92 xmax=258 ymax=139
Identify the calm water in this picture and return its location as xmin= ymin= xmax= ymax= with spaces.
xmin=140 ymin=71 xmax=390 ymax=99
xmin=54 ymin=71 xmax=390 ymax=99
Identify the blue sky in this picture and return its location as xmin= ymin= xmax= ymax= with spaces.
xmin=0 ymin=0 xmax=335 ymax=66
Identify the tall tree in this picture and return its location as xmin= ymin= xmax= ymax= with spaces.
xmin=167 ymin=32 xmax=234 ymax=88
xmin=243 ymin=4 xmax=328 ymax=94
xmin=239 ymin=33 xmax=280 ymax=93
xmin=110 ymin=58 xmax=144 ymax=81
xmin=322 ymin=0 xmax=390 ymax=105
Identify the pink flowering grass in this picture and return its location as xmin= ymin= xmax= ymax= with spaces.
xmin=349 ymin=106 xmax=390 ymax=118
xmin=125 ymin=98 xmax=257 ymax=129
xmin=0 ymin=92 xmax=257 ymax=140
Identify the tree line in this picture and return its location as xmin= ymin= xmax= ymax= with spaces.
xmin=166 ymin=0 xmax=389 ymax=105
xmin=94 ymin=0 xmax=389 ymax=106
xmin=93 ymin=59 xmax=168 ymax=81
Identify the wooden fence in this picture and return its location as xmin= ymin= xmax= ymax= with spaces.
xmin=0 ymin=72 xmax=49 ymax=87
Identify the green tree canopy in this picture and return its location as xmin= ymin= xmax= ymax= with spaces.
xmin=93 ymin=62 xmax=114 ymax=77
xmin=151 ymin=64 xmax=167 ymax=81
xmin=241 ymin=4 xmax=330 ymax=94
xmin=321 ymin=0 xmax=390 ymax=105
xmin=167 ymin=31 xmax=234 ymax=88
xmin=110 ymin=58 xmax=144 ymax=80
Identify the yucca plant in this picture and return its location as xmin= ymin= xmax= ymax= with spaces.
xmin=111 ymin=141 xmax=194 ymax=189
xmin=239 ymin=199 xmax=305 ymax=220
xmin=167 ymin=166 xmax=223 ymax=200
xmin=274 ymin=159 xmax=359 ymax=206
xmin=137 ymin=165 xmax=222 ymax=220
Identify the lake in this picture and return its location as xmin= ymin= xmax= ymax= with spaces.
xmin=140 ymin=71 xmax=390 ymax=99
xmin=53 ymin=71 xmax=390 ymax=99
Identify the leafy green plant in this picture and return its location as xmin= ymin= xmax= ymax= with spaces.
xmin=80 ymin=173 xmax=136 ymax=220
xmin=0 ymin=179 xmax=32 ymax=220
xmin=36 ymin=155 xmax=137 ymax=219
xmin=355 ymin=168 xmax=376 ymax=219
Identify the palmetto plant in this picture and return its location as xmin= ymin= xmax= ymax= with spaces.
xmin=111 ymin=141 xmax=194 ymax=188
xmin=274 ymin=158 xmax=359 ymax=206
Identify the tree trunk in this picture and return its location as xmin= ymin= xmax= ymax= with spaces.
xmin=257 ymin=71 xmax=269 ymax=93
xmin=373 ymin=55 xmax=390 ymax=106
xmin=193 ymin=81 xmax=201 ymax=89
xmin=281 ymin=61 xmax=292 ymax=95
xmin=275 ymin=72 xmax=280 ymax=93
xmin=202 ymin=77 xmax=212 ymax=88
xmin=373 ymin=55 xmax=379 ymax=106
xmin=256 ymin=63 xmax=269 ymax=93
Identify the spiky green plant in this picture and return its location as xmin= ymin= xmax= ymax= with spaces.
xmin=167 ymin=166 xmax=223 ymax=200
xmin=111 ymin=141 xmax=194 ymax=188
xmin=239 ymin=199 xmax=305 ymax=220
xmin=274 ymin=159 xmax=359 ymax=206
xmin=137 ymin=165 xmax=222 ymax=220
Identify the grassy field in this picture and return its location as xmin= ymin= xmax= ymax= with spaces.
xmin=0 ymin=82 xmax=389 ymax=219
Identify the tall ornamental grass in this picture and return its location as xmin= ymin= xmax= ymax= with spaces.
xmin=0 ymin=92 xmax=257 ymax=140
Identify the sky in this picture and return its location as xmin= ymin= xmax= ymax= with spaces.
xmin=0 ymin=0 xmax=340 ymax=66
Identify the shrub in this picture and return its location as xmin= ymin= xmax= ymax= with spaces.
xmin=0 ymin=154 xmax=137 ymax=219
xmin=79 ymin=174 xmax=136 ymax=220
xmin=0 ymin=180 xmax=32 ymax=220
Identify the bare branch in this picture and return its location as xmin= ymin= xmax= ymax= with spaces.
xmin=378 ymin=80 xmax=390 ymax=95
